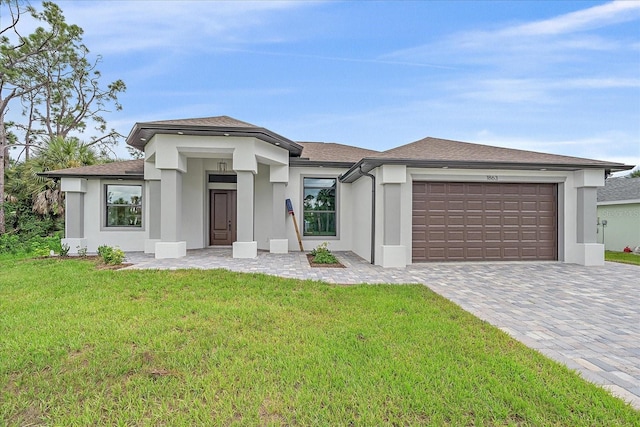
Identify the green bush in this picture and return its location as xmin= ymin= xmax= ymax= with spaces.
xmin=310 ymin=242 xmax=339 ymax=264
xmin=0 ymin=232 xmax=62 ymax=256
xmin=97 ymin=245 xmax=125 ymax=265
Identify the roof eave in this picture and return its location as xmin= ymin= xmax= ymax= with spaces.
xmin=339 ymin=158 xmax=633 ymax=183
xmin=38 ymin=172 xmax=144 ymax=179
xmin=127 ymin=123 xmax=303 ymax=155
xmin=289 ymin=159 xmax=357 ymax=168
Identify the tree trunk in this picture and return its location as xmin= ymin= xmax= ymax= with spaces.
xmin=0 ymin=120 xmax=6 ymax=235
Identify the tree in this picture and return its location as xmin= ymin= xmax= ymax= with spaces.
xmin=1 ymin=0 xmax=125 ymax=234
xmin=629 ymin=169 xmax=640 ymax=178
xmin=13 ymin=28 xmax=126 ymax=159
xmin=1 ymin=0 xmax=76 ymax=233
xmin=4 ymin=136 xmax=98 ymax=235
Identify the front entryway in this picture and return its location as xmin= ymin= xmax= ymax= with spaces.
xmin=210 ymin=190 xmax=237 ymax=245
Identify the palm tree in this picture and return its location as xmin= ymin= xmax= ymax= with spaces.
xmin=35 ymin=136 xmax=98 ymax=171
xmin=28 ymin=137 xmax=99 ymax=216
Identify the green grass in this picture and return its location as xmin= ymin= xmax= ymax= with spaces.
xmin=1 ymin=257 xmax=638 ymax=425
xmin=605 ymin=250 xmax=640 ymax=266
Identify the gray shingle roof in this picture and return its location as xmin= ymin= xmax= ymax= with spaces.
xmin=297 ymin=142 xmax=379 ymax=163
xmin=598 ymin=176 xmax=640 ymax=203
xmin=126 ymin=115 xmax=302 ymax=154
xmin=143 ymin=116 xmax=258 ymax=128
xmin=41 ymin=118 xmax=632 ymax=180
xmin=40 ymin=159 xmax=144 ymax=178
xmin=375 ymin=137 xmax=617 ymax=166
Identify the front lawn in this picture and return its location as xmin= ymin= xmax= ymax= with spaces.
xmin=1 ymin=257 xmax=638 ymax=425
xmin=606 ymin=250 xmax=640 ymax=266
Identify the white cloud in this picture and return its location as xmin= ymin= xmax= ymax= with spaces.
xmin=56 ymin=0 xmax=320 ymax=54
xmin=384 ymin=1 xmax=640 ymax=66
xmin=453 ymin=77 xmax=640 ymax=104
xmin=503 ymin=1 xmax=640 ymax=37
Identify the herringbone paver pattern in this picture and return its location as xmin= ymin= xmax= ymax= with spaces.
xmin=125 ymin=249 xmax=640 ymax=409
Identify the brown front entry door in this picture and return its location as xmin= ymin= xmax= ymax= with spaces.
xmin=210 ymin=190 xmax=237 ymax=245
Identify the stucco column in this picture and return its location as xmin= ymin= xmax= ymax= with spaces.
xmin=572 ymin=169 xmax=605 ymax=266
xmin=60 ymin=177 xmax=88 ymax=255
xmin=270 ymin=182 xmax=288 ymax=253
xmin=577 ymin=187 xmax=597 ymax=244
xmin=384 ymin=183 xmax=401 ymax=245
xmin=144 ymin=180 xmax=161 ymax=253
xmin=379 ymin=165 xmax=407 ymax=268
xmin=65 ymin=193 xmax=84 ymax=239
xmin=233 ymin=170 xmax=258 ymax=258
xmin=155 ymin=169 xmax=186 ymax=258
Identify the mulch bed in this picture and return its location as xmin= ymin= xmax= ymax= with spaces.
xmin=306 ymin=254 xmax=346 ymax=268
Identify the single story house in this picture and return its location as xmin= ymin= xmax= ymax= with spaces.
xmin=42 ymin=116 xmax=632 ymax=267
xmin=597 ymin=176 xmax=640 ymax=251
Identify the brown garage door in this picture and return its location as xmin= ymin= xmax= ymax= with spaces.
xmin=412 ymin=182 xmax=557 ymax=262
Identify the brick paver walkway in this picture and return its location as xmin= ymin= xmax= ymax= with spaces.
xmin=125 ymin=249 xmax=640 ymax=409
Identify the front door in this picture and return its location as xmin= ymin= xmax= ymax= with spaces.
xmin=209 ymin=190 xmax=237 ymax=245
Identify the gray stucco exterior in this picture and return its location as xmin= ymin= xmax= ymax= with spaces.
xmin=45 ymin=116 xmax=632 ymax=267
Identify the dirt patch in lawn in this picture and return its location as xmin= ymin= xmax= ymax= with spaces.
xmin=47 ymin=255 xmax=132 ymax=270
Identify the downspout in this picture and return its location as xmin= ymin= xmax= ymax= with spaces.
xmin=359 ymin=166 xmax=376 ymax=265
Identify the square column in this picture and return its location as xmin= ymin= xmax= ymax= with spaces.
xmin=573 ymin=169 xmax=605 ymax=266
xmin=155 ymin=169 xmax=186 ymax=259
xmin=61 ymin=178 xmax=87 ymax=255
xmin=144 ymin=180 xmax=161 ymax=253
xmin=233 ymin=170 xmax=257 ymax=258
xmin=575 ymin=186 xmax=603 ymax=265
xmin=270 ymin=182 xmax=288 ymax=253
xmin=381 ymin=183 xmax=406 ymax=268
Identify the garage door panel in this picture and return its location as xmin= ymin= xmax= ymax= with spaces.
xmin=503 ymin=216 xmax=520 ymax=226
xmin=539 ymin=201 xmax=555 ymax=211
xmin=466 ymin=215 xmax=483 ymax=226
xmin=503 ymin=201 xmax=520 ymax=211
xmin=446 ymin=231 xmax=464 ymax=241
xmin=466 ymin=200 xmax=484 ymax=211
xmin=413 ymin=182 xmax=557 ymax=262
xmin=429 ymin=231 xmax=446 ymax=241
xmin=485 ymin=230 xmax=501 ymax=241
xmin=521 ymin=201 xmax=538 ymax=211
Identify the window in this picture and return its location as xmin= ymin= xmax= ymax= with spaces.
xmin=105 ymin=185 xmax=142 ymax=227
xmin=303 ymin=177 xmax=336 ymax=236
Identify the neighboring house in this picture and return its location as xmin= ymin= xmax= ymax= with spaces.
xmin=42 ymin=116 xmax=632 ymax=267
xmin=597 ymin=177 xmax=640 ymax=251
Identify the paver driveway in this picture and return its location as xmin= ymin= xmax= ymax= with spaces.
xmin=126 ymin=249 xmax=640 ymax=409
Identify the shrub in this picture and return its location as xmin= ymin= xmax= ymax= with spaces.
xmin=97 ymin=245 xmax=125 ymax=265
xmin=60 ymin=243 xmax=70 ymax=257
xmin=0 ymin=232 xmax=62 ymax=256
xmin=310 ymin=242 xmax=339 ymax=264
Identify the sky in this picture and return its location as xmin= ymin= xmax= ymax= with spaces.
xmin=6 ymin=0 xmax=640 ymax=170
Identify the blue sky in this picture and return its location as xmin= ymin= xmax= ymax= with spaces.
xmin=24 ymin=1 xmax=640 ymax=169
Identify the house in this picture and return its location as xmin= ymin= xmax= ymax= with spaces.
xmin=597 ymin=176 xmax=640 ymax=252
xmin=42 ymin=116 xmax=633 ymax=267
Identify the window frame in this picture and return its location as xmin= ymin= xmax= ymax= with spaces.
xmin=103 ymin=182 xmax=144 ymax=230
xmin=301 ymin=176 xmax=338 ymax=238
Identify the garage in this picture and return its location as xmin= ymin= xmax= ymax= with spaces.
xmin=412 ymin=182 xmax=558 ymax=262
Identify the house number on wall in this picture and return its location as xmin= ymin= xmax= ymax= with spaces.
xmin=486 ymin=175 xmax=499 ymax=181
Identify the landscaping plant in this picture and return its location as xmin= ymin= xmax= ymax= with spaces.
xmin=97 ymin=245 xmax=125 ymax=265
xmin=310 ymin=241 xmax=339 ymax=264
